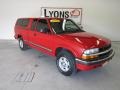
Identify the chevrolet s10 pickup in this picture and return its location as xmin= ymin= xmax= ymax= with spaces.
xmin=14 ymin=18 xmax=114 ymax=76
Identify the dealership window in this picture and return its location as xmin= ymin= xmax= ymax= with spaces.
xmin=31 ymin=19 xmax=38 ymax=30
xmin=16 ymin=19 xmax=29 ymax=27
xmin=22 ymin=19 xmax=29 ymax=27
xmin=36 ymin=19 xmax=49 ymax=32
xmin=16 ymin=19 xmax=23 ymax=26
xmin=50 ymin=19 xmax=84 ymax=34
xmin=65 ymin=20 xmax=79 ymax=31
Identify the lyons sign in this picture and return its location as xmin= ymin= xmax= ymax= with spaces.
xmin=41 ymin=7 xmax=82 ymax=24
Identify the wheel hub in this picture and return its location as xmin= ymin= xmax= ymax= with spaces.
xmin=58 ymin=57 xmax=70 ymax=72
xmin=19 ymin=40 xmax=23 ymax=48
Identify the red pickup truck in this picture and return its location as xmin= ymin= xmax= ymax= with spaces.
xmin=14 ymin=18 xmax=114 ymax=76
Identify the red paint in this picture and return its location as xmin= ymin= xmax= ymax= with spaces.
xmin=76 ymin=63 xmax=103 ymax=71
xmin=14 ymin=18 xmax=113 ymax=71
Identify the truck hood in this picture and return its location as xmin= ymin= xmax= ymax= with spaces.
xmin=59 ymin=32 xmax=111 ymax=49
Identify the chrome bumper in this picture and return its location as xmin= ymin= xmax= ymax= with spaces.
xmin=75 ymin=50 xmax=115 ymax=65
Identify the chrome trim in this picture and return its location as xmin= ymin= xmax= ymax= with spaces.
xmin=76 ymin=50 xmax=115 ymax=65
xmin=24 ymin=40 xmax=52 ymax=52
xmin=83 ymin=47 xmax=112 ymax=56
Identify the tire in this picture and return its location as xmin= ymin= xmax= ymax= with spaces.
xmin=19 ymin=38 xmax=28 ymax=50
xmin=56 ymin=50 xmax=77 ymax=76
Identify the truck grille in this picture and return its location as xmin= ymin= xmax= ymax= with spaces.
xmin=99 ymin=44 xmax=111 ymax=52
xmin=88 ymin=44 xmax=112 ymax=61
xmin=97 ymin=44 xmax=112 ymax=60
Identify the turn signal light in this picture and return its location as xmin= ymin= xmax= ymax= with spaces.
xmin=82 ymin=55 xmax=98 ymax=60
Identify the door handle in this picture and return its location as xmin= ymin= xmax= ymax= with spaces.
xmin=34 ymin=33 xmax=37 ymax=36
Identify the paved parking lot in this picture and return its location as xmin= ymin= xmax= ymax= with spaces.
xmin=0 ymin=40 xmax=120 ymax=90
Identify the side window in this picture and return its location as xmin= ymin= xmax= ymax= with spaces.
xmin=22 ymin=19 xmax=29 ymax=27
xmin=65 ymin=20 xmax=78 ymax=30
xmin=16 ymin=19 xmax=29 ymax=27
xmin=36 ymin=19 xmax=49 ymax=32
xmin=31 ymin=19 xmax=38 ymax=30
xmin=16 ymin=19 xmax=23 ymax=26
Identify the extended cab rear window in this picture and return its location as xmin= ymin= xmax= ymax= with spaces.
xmin=16 ymin=19 xmax=29 ymax=27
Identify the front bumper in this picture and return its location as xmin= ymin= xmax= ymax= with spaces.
xmin=75 ymin=50 xmax=115 ymax=70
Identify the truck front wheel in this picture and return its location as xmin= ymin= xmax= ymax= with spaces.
xmin=56 ymin=50 xmax=77 ymax=76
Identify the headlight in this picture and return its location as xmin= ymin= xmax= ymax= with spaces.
xmin=84 ymin=48 xmax=99 ymax=55
xmin=82 ymin=48 xmax=99 ymax=60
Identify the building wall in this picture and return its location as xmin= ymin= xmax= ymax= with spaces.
xmin=0 ymin=0 xmax=120 ymax=41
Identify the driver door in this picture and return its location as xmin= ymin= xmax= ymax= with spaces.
xmin=34 ymin=19 xmax=53 ymax=54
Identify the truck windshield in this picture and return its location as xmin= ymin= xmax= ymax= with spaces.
xmin=49 ymin=19 xmax=84 ymax=34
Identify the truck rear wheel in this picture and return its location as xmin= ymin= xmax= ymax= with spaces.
xmin=56 ymin=50 xmax=77 ymax=76
xmin=19 ymin=38 xmax=28 ymax=50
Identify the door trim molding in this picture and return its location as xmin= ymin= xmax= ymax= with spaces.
xmin=24 ymin=40 xmax=52 ymax=52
